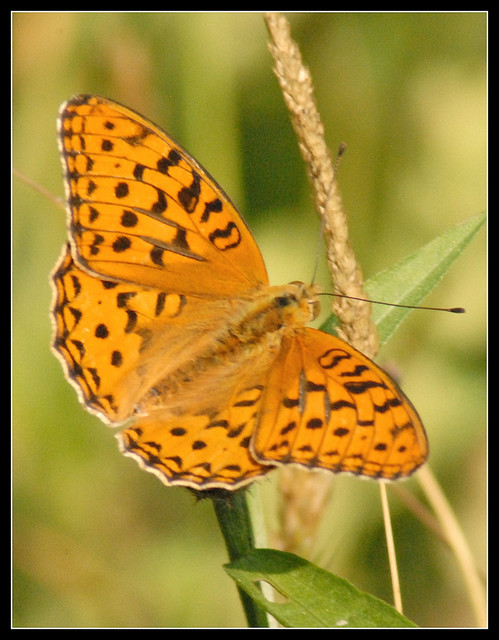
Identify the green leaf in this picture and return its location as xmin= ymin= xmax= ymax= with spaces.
xmin=225 ymin=548 xmax=417 ymax=628
xmin=320 ymin=212 xmax=485 ymax=347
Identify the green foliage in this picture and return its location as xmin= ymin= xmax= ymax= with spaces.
xmin=225 ymin=549 xmax=417 ymax=628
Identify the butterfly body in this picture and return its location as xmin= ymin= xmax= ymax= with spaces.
xmin=52 ymin=95 xmax=428 ymax=490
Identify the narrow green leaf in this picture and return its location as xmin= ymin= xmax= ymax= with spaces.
xmin=320 ymin=212 xmax=485 ymax=347
xmin=225 ymin=549 xmax=417 ymax=628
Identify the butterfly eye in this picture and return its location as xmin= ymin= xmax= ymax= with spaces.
xmin=275 ymin=295 xmax=294 ymax=308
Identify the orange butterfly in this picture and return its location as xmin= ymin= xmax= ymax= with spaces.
xmin=52 ymin=95 xmax=428 ymax=490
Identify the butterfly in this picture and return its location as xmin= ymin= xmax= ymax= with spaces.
xmin=51 ymin=94 xmax=428 ymax=490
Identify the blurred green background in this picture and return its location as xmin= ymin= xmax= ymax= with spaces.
xmin=13 ymin=12 xmax=486 ymax=628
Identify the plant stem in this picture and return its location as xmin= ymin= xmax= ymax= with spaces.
xmin=212 ymin=491 xmax=270 ymax=627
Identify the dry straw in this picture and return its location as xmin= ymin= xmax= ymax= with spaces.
xmin=264 ymin=11 xmax=380 ymax=561
xmin=264 ymin=12 xmax=378 ymax=358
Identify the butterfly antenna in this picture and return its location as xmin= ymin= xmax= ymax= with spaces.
xmin=13 ymin=168 xmax=66 ymax=212
xmin=310 ymin=143 xmax=347 ymax=285
xmin=310 ymin=214 xmax=325 ymax=285
xmin=311 ymin=145 xmax=464 ymax=315
xmin=321 ymin=291 xmax=465 ymax=314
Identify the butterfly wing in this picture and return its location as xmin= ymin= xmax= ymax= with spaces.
xmin=58 ymin=95 xmax=268 ymax=295
xmin=53 ymin=95 xmax=270 ymax=425
xmin=53 ymin=94 xmax=427 ymax=489
xmin=118 ymin=380 xmax=273 ymax=490
xmin=252 ymin=328 xmax=428 ymax=480
xmin=116 ymin=324 xmax=427 ymax=489
xmin=51 ymin=245 xmax=241 ymax=423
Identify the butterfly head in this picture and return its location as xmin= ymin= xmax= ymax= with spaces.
xmin=272 ymin=281 xmax=322 ymax=329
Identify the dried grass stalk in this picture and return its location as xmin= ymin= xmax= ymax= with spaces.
xmin=264 ymin=11 xmax=380 ymax=558
xmin=264 ymin=12 xmax=378 ymax=356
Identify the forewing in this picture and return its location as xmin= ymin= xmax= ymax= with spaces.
xmin=58 ymin=95 xmax=268 ymax=296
